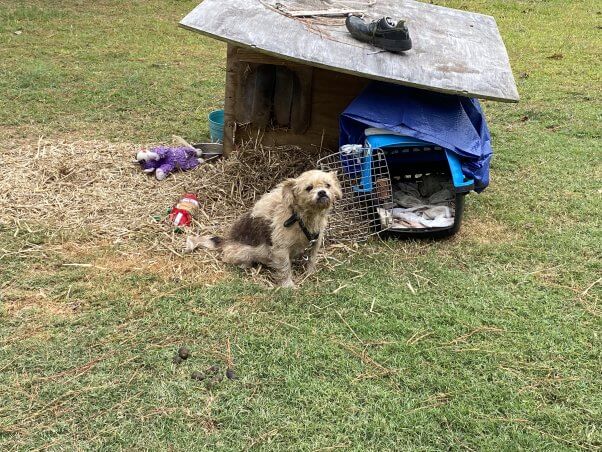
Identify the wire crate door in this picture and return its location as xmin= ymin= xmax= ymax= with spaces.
xmin=317 ymin=147 xmax=393 ymax=242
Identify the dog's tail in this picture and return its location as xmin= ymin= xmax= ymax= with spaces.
xmin=184 ymin=235 xmax=223 ymax=253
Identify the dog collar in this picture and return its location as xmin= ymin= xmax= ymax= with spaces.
xmin=284 ymin=212 xmax=320 ymax=243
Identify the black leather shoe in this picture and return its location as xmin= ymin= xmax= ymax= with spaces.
xmin=345 ymin=16 xmax=412 ymax=52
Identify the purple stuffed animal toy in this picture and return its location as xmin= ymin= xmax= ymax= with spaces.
xmin=136 ymin=147 xmax=204 ymax=180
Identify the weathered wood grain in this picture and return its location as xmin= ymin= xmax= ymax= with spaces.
xmin=223 ymin=44 xmax=238 ymax=156
xmin=289 ymin=65 xmax=313 ymax=134
xmin=228 ymin=46 xmax=369 ymax=152
xmin=180 ymin=0 xmax=518 ymax=102
xmin=235 ymin=63 xmax=256 ymax=124
xmin=287 ymin=9 xmax=362 ymax=17
xmin=273 ymin=67 xmax=294 ymax=126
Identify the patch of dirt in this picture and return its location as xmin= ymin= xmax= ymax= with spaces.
xmin=460 ymin=216 xmax=520 ymax=244
xmin=91 ymin=248 xmax=230 ymax=285
xmin=2 ymin=288 xmax=76 ymax=318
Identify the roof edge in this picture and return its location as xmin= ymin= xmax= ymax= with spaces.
xmin=178 ymin=21 xmax=519 ymax=103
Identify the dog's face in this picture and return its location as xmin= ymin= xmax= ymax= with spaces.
xmin=283 ymin=170 xmax=342 ymax=211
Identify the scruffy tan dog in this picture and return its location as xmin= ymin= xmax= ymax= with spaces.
xmin=186 ymin=170 xmax=342 ymax=287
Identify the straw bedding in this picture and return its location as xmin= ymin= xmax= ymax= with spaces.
xmin=0 ymin=138 xmax=332 ymax=280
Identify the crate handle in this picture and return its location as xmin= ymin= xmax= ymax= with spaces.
xmin=445 ymin=150 xmax=474 ymax=193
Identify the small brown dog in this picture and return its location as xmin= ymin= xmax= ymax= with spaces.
xmin=186 ymin=170 xmax=342 ymax=287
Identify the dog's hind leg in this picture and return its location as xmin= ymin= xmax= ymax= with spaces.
xmin=222 ymin=243 xmax=271 ymax=269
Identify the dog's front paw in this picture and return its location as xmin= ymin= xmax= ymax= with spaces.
xmin=279 ymin=278 xmax=296 ymax=289
xmin=304 ymin=263 xmax=317 ymax=277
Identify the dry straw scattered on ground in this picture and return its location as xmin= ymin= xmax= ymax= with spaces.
xmin=1 ymin=137 xmax=319 ymax=239
xmin=1 ymin=138 xmax=355 ymax=283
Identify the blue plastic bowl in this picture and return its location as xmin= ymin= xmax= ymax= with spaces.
xmin=208 ymin=109 xmax=224 ymax=143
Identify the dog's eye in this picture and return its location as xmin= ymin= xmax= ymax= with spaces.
xmin=326 ymin=183 xmax=331 ymax=188
xmin=306 ymin=185 xmax=313 ymax=192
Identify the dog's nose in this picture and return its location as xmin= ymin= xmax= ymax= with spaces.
xmin=318 ymin=190 xmax=328 ymax=198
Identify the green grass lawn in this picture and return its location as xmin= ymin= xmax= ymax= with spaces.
xmin=1 ymin=0 xmax=601 ymax=450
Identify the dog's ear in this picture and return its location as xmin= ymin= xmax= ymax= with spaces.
xmin=329 ymin=172 xmax=343 ymax=200
xmin=281 ymin=178 xmax=296 ymax=207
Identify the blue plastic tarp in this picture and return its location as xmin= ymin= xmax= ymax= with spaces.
xmin=339 ymin=82 xmax=493 ymax=192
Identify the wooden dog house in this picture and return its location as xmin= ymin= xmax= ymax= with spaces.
xmin=180 ymin=0 xmax=518 ymax=156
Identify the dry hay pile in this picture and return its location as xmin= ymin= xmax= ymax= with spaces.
xmin=0 ymin=138 xmax=333 ymax=280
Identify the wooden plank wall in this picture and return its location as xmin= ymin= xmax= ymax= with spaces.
xmin=224 ymin=45 xmax=369 ymax=156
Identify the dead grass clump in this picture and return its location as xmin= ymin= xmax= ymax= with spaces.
xmin=0 ymin=138 xmax=318 ymax=240
xmin=461 ymin=216 xmax=519 ymax=244
xmin=2 ymin=288 xmax=75 ymax=318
